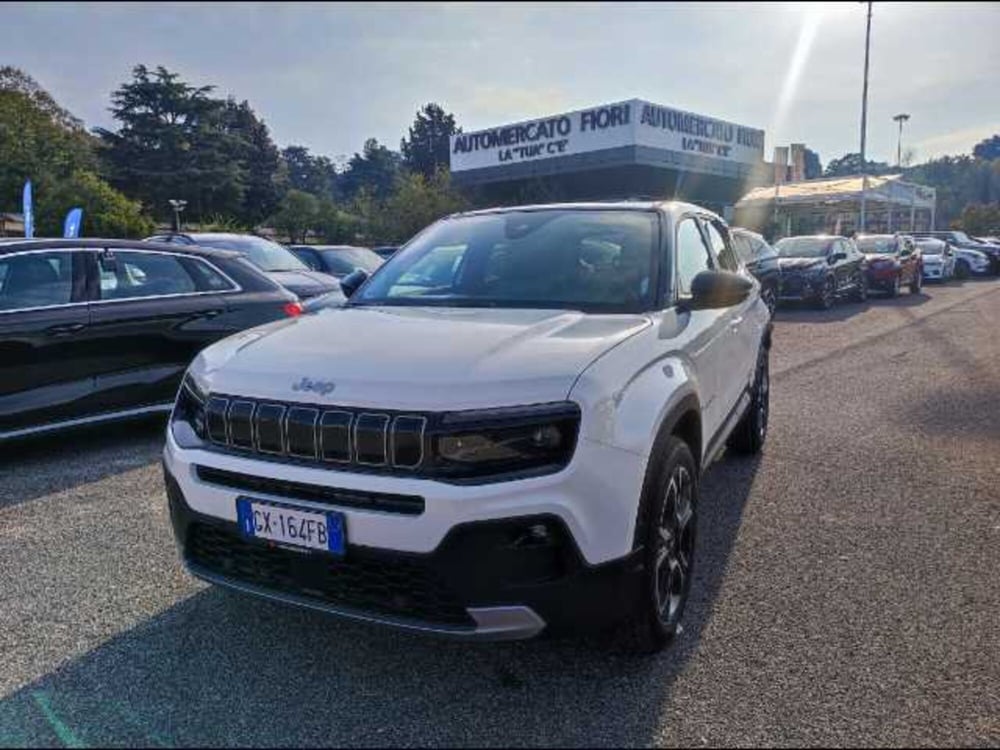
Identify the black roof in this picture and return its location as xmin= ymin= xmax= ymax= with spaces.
xmin=0 ymin=237 xmax=241 ymax=259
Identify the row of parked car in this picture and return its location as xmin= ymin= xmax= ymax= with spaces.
xmin=729 ymin=227 xmax=999 ymax=311
xmin=2 ymin=218 xmax=997 ymax=441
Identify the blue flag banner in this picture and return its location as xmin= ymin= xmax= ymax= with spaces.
xmin=23 ymin=180 xmax=34 ymax=238
xmin=63 ymin=207 xmax=83 ymax=239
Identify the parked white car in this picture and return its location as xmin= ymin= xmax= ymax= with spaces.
xmin=162 ymin=201 xmax=772 ymax=652
xmin=915 ymin=238 xmax=955 ymax=281
xmin=951 ymin=245 xmax=992 ymax=279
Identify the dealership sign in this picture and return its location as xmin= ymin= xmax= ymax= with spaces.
xmin=450 ymin=99 xmax=765 ymax=173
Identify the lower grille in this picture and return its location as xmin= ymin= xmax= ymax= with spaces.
xmin=186 ymin=522 xmax=474 ymax=626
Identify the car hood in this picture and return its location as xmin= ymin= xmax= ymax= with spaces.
xmin=268 ymin=270 xmax=341 ymax=298
xmin=778 ymin=257 xmax=826 ymax=271
xmin=192 ymin=306 xmax=651 ymax=410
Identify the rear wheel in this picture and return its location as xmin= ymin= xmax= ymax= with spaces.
xmin=955 ymin=260 xmax=970 ymax=280
xmin=910 ymin=267 xmax=922 ymax=294
xmin=728 ymin=343 xmax=770 ymax=455
xmin=853 ymin=271 xmax=869 ymax=302
xmin=617 ymin=437 xmax=698 ymax=654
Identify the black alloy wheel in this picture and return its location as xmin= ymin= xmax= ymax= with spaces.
xmin=955 ymin=260 xmax=970 ymax=280
xmin=853 ymin=271 xmax=869 ymax=302
xmin=761 ymin=285 xmax=777 ymax=317
xmin=910 ymin=267 xmax=923 ymax=294
xmin=888 ymin=273 xmax=901 ymax=297
xmin=728 ymin=344 xmax=770 ymax=455
xmin=816 ymin=277 xmax=836 ymax=309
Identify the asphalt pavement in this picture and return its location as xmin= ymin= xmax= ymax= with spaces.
xmin=1 ymin=278 xmax=999 ymax=747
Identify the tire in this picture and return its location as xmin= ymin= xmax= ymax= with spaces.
xmin=727 ymin=343 xmax=770 ymax=455
xmin=761 ymin=285 xmax=777 ymax=317
xmin=909 ymin=267 xmax=922 ymax=294
xmin=888 ymin=273 xmax=901 ymax=297
xmin=616 ymin=436 xmax=698 ymax=654
xmin=955 ymin=260 xmax=970 ymax=280
xmin=815 ymin=277 xmax=835 ymax=309
xmin=853 ymin=271 xmax=869 ymax=302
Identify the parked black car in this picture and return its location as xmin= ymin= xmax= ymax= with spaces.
xmin=145 ymin=233 xmax=344 ymax=299
xmin=0 ymin=238 xmax=302 ymax=440
xmin=287 ymin=244 xmax=384 ymax=278
xmin=774 ymin=235 xmax=868 ymax=309
xmin=730 ymin=227 xmax=780 ymax=315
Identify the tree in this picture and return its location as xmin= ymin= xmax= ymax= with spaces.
xmin=400 ymin=103 xmax=460 ymax=179
xmin=270 ymin=189 xmax=318 ymax=243
xmin=281 ymin=145 xmax=337 ymax=198
xmin=339 ymin=138 xmax=402 ymax=201
xmin=803 ymin=148 xmax=822 ymax=179
xmin=823 ymin=152 xmax=891 ymax=178
xmin=0 ymin=69 xmax=98 ymax=212
xmin=972 ymin=135 xmax=1000 ymax=161
xmin=221 ymin=98 xmax=285 ymax=224
xmin=315 ymin=198 xmax=361 ymax=244
xmin=955 ymin=203 xmax=1000 ymax=235
xmin=376 ymin=169 xmax=467 ymax=243
xmin=905 ymin=155 xmax=1000 ymax=229
xmin=35 ymin=170 xmax=153 ymax=238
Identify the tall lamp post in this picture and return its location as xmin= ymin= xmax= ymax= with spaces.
xmin=168 ymin=199 xmax=187 ymax=232
xmin=858 ymin=0 xmax=873 ymax=234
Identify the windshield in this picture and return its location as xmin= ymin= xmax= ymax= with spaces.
xmin=916 ymin=240 xmax=943 ymax=255
xmin=855 ymin=236 xmax=897 ymax=254
xmin=196 ymin=235 xmax=309 ymax=272
xmin=352 ymin=209 xmax=658 ymax=312
xmin=775 ymin=237 xmax=835 ymax=258
xmin=319 ymin=247 xmax=384 ymax=274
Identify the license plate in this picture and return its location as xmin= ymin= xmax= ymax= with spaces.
xmin=236 ymin=497 xmax=345 ymax=555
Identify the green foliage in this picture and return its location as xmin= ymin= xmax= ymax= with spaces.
xmin=282 ymin=145 xmax=337 ymax=199
xmin=315 ymin=198 xmax=361 ymax=244
xmin=0 ymin=70 xmax=98 ymax=212
xmin=375 ymin=169 xmax=467 ymax=243
xmin=954 ymin=203 xmax=1000 ymax=235
xmin=197 ymin=213 xmax=250 ymax=233
xmin=270 ymin=189 xmax=319 ymax=243
xmin=401 ymin=103 xmax=461 ymax=179
xmin=905 ymin=156 xmax=1000 ymax=228
xmin=972 ymin=135 xmax=1000 ymax=161
xmin=823 ymin=152 xmax=891 ymax=178
xmin=97 ymin=65 xmax=284 ymax=226
xmin=340 ymin=138 xmax=402 ymax=201
xmin=35 ymin=170 xmax=153 ymax=238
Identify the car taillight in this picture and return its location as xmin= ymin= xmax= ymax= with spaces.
xmin=283 ymin=301 xmax=303 ymax=317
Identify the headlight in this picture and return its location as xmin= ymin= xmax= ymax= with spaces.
xmin=170 ymin=371 xmax=208 ymax=448
xmin=430 ymin=403 xmax=580 ymax=481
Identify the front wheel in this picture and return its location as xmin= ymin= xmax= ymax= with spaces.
xmin=910 ymin=267 xmax=923 ymax=294
xmin=888 ymin=273 xmax=901 ymax=297
xmin=815 ymin=277 xmax=835 ymax=309
xmin=617 ymin=437 xmax=698 ymax=654
xmin=955 ymin=260 xmax=970 ymax=280
xmin=761 ymin=285 xmax=777 ymax=317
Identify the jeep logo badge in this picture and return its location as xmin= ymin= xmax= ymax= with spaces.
xmin=291 ymin=377 xmax=336 ymax=396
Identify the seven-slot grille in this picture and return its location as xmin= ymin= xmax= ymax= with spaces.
xmin=204 ymin=395 xmax=426 ymax=471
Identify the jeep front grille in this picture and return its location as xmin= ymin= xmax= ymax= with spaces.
xmin=204 ymin=395 xmax=426 ymax=472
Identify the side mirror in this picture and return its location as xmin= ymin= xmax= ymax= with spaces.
xmin=339 ymin=268 xmax=369 ymax=298
xmin=687 ymin=270 xmax=753 ymax=310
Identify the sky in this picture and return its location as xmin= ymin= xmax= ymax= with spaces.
xmin=6 ymin=1 xmax=999 ymax=169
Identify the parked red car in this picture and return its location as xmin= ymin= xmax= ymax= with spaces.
xmin=855 ymin=234 xmax=922 ymax=296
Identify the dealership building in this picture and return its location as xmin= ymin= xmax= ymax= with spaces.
xmin=450 ymin=99 xmax=768 ymax=218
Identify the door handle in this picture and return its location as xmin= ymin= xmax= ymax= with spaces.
xmin=730 ymin=316 xmax=743 ymax=330
xmin=45 ymin=322 xmax=86 ymax=336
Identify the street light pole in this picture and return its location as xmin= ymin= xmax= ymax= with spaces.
xmin=858 ymin=0 xmax=873 ymax=234
xmin=168 ymin=199 xmax=187 ymax=232
xmin=893 ymin=113 xmax=910 ymax=168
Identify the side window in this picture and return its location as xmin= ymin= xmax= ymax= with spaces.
xmin=0 ymin=251 xmax=76 ymax=311
xmin=731 ymin=234 xmax=753 ymax=264
xmin=703 ymin=220 xmax=739 ymax=271
xmin=182 ymin=257 xmax=237 ymax=292
xmin=675 ymin=218 xmax=713 ymax=297
xmin=292 ymin=248 xmax=321 ymax=271
xmin=752 ymin=237 xmax=776 ymax=259
xmin=98 ymin=251 xmax=198 ymax=300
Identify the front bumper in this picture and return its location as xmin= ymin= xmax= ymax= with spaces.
xmin=163 ymin=428 xmax=646 ymax=640
xmin=865 ymin=265 xmax=899 ymax=287
xmin=778 ymin=273 xmax=824 ymax=300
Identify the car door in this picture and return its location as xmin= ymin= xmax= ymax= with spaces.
xmin=82 ymin=247 xmax=233 ymax=414
xmin=700 ymin=218 xmax=758 ymax=413
xmin=0 ymin=249 xmax=93 ymax=436
xmin=670 ymin=216 xmax=732 ymax=447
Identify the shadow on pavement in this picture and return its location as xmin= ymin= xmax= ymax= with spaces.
xmin=776 ymin=299 xmax=873 ymax=323
xmin=0 ymin=453 xmax=762 ymax=747
xmin=0 ymin=416 xmax=165 ymax=509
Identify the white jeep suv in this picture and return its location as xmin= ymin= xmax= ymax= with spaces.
xmin=163 ymin=202 xmax=772 ymax=652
